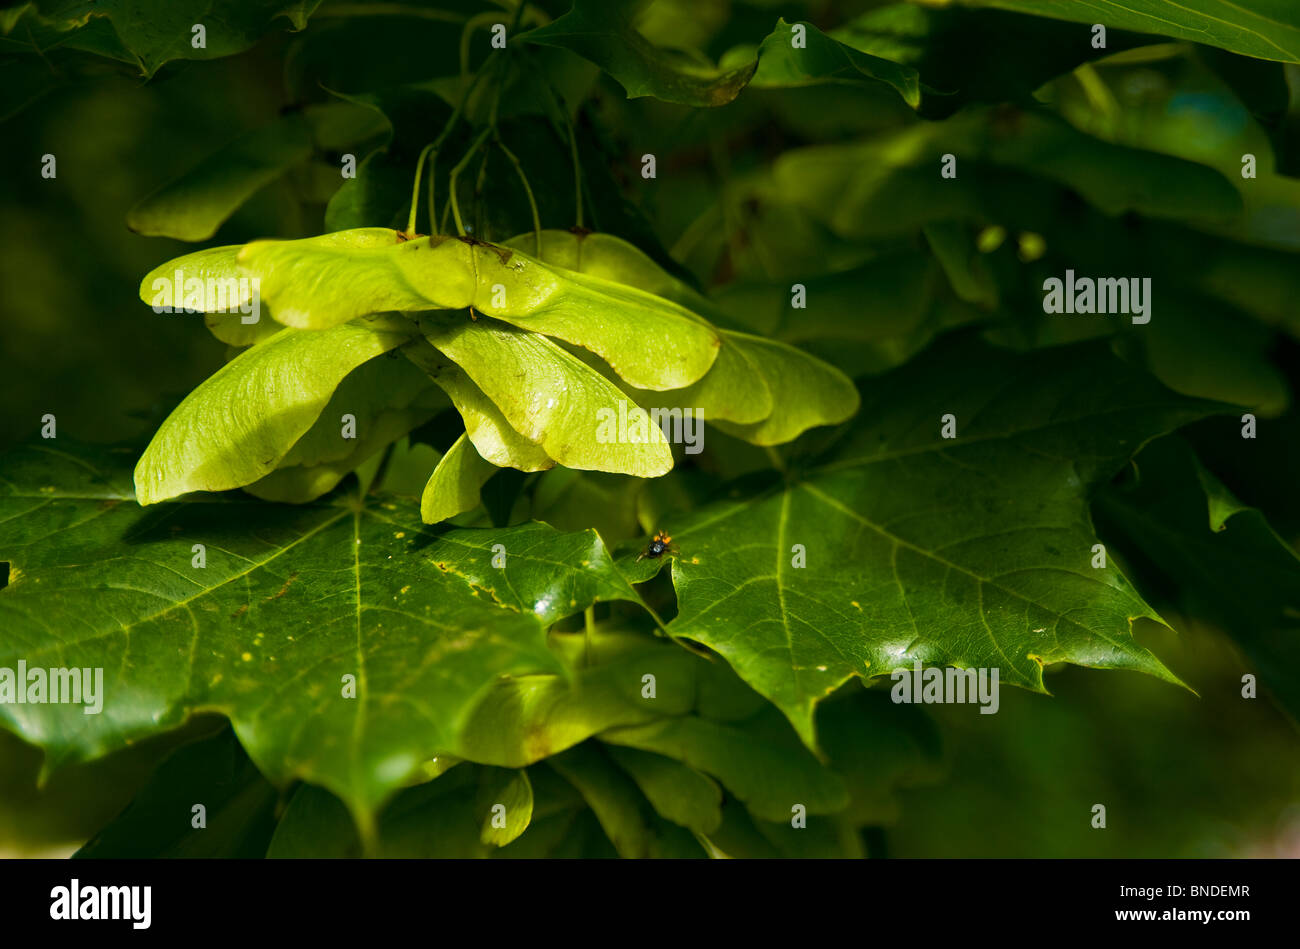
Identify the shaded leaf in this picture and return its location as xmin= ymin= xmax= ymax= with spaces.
xmin=530 ymin=467 xmax=645 ymax=545
xmin=829 ymin=5 xmax=1153 ymax=118
xmin=74 ymin=727 xmax=277 ymax=858
xmin=749 ymin=18 xmax=920 ymax=108
xmin=604 ymin=744 xmax=722 ymax=835
xmin=1096 ymin=435 xmax=1300 ymax=722
xmin=775 ymin=108 xmax=1242 ymax=241
xmin=956 ymin=0 xmax=1300 ymax=64
xmin=817 ymin=687 xmax=945 ymax=827
xmin=127 ymin=114 xmax=313 ymax=242
xmin=451 ymin=628 xmax=762 ymax=767
xmin=268 ymin=765 xmax=497 ymax=858
xmin=2 ymin=0 xmax=320 ymax=78
xmin=546 ymin=742 xmax=706 ymax=857
xmin=523 ymin=0 xmax=758 ymax=108
xmin=410 ymin=521 xmax=646 ymax=628
xmin=600 ymin=706 xmax=849 ymax=822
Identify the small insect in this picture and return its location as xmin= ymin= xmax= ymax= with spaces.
xmin=637 ymin=530 xmax=678 ymax=562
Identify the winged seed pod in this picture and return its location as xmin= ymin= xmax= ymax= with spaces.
xmin=134 ymin=227 xmax=861 ymax=513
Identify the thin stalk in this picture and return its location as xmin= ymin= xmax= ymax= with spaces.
xmin=434 ymin=151 xmax=444 ymax=235
xmin=568 ymin=111 xmax=584 ymax=229
xmin=458 ymin=11 xmax=504 ymax=78
xmin=405 ymin=58 xmax=496 ymax=236
xmin=496 ymin=136 xmax=542 ymax=254
xmin=405 ymin=142 xmax=435 ymax=236
xmin=508 ymin=0 xmax=530 ymax=32
xmin=460 ymin=0 xmax=530 ymax=74
xmin=529 ymin=52 xmax=584 ymax=229
xmin=445 ymin=126 xmax=493 ymax=236
xmin=473 ymin=145 xmax=491 ymax=237
xmin=1074 ymin=63 xmax=1120 ymax=125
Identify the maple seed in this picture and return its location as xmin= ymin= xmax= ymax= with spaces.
xmin=637 ymin=530 xmax=678 ymax=562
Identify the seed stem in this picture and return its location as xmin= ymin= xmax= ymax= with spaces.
xmin=445 ymin=126 xmax=493 ymax=236
xmin=405 ymin=57 xmax=496 ymax=236
xmin=496 ymin=135 xmax=542 ymax=255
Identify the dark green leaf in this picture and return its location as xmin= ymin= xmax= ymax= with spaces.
xmin=1096 ymin=435 xmax=1300 ymax=721
xmin=748 ymin=18 xmax=920 ymax=108
xmin=523 ymin=0 xmax=757 ymax=108
xmin=662 ymin=339 xmax=1219 ymax=748
xmin=0 ymin=443 xmax=658 ymax=825
xmin=74 ymin=727 xmax=277 ymax=858
xmin=955 ymin=0 xmax=1300 ymax=64
xmin=127 ymin=114 xmax=313 ymax=242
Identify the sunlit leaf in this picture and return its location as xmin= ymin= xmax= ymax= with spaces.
xmin=134 ymin=316 xmax=416 ymax=504
xmin=420 ymin=313 xmax=674 ymax=478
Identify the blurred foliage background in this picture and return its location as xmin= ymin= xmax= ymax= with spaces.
xmin=2 ymin=0 xmax=1300 ymax=857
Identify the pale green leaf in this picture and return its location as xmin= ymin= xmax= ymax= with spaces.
xmin=244 ymin=387 xmax=445 ymax=504
xmin=709 ymin=332 xmax=860 ymax=445
xmin=477 ymin=767 xmax=533 ymax=847
xmin=405 ymin=342 xmax=554 ymax=472
xmin=420 ymin=313 xmax=673 ymax=478
xmin=420 ymin=434 xmax=497 ymax=524
xmin=134 ymin=317 xmax=416 ymax=504
xmin=238 ymin=228 xmax=720 ymax=390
